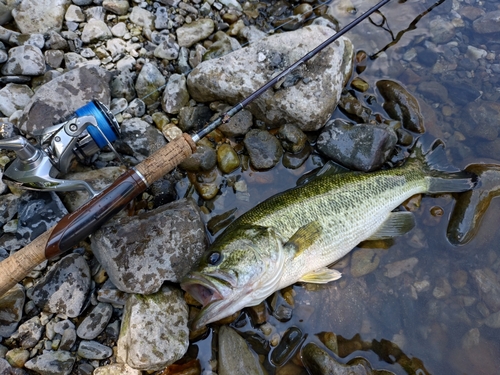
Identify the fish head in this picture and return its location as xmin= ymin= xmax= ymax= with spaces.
xmin=181 ymin=224 xmax=286 ymax=329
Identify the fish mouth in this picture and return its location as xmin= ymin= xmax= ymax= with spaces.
xmin=180 ymin=272 xmax=226 ymax=306
xmin=180 ymin=271 xmax=245 ymax=330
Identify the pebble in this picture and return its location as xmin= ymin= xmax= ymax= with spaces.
xmin=217 ymin=143 xmax=240 ymax=174
xmin=243 ymin=129 xmax=283 ymax=170
xmin=162 ymin=73 xmax=190 ymax=114
xmin=77 ymin=340 xmax=113 ymax=359
xmin=24 ymin=350 xmax=76 ymax=375
xmin=384 ymin=257 xmax=419 ymax=278
xmin=76 ymin=302 xmax=113 ymax=339
xmin=176 ymin=18 xmax=215 ymax=47
xmin=134 ymin=62 xmax=165 ymax=106
xmin=10 ymin=316 xmax=43 ymax=348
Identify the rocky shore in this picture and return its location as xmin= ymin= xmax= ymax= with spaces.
xmin=0 ymin=0 xmax=500 ymax=374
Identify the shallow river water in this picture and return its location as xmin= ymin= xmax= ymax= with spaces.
xmin=179 ymin=0 xmax=500 ymax=374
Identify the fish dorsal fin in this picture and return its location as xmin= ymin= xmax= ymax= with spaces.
xmin=296 ymin=161 xmax=351 ymax=186
xmin=285 ymin=221 xmax=323 ymax=258
xmin=299 ymin=267 xmax=342 ymax=284
xmin=366 ymin=211 xmax=415 ymax=240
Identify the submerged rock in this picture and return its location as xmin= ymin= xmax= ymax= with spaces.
xmin=302 ymin=343 xmax=396 ymax=375
xmin=218 ymin=326 xmax=266 ymax=375
xmin=117 ymin=285 xmax=189 ymax=371
xmin=187 ymin=25 xmax=353 ymax=131
xmin=376 ymin=80 xmax=424 ymax=133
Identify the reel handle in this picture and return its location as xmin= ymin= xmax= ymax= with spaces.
xmin=0 ymin=134 xmax=196 ymax=297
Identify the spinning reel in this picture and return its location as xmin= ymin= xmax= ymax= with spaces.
xmin=0 ymin=100 xmax=121 ymax=197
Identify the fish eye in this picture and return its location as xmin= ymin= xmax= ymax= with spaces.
xmin=207 ymin=251 xmax=222 ymax=265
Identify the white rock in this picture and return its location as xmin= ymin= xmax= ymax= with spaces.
xmin=176 ymin=18 xmax=215 ymax=47
xmin=81 ymin=18 xmax=112 ymax=43
xmin=0 ymin=44 xmax=45 ymax=76
xmin=187 ymin=25 xmax=353 ymax=131
xmin=129 ymin=6 xmax=154 ymax=29
xmin=65 ymin=4 xmax=86 ymax=22
xmin=0 ymin=84 xmax=33 ymax=117
xmin=12 ymin=0 xmax=70 ymax=34
xmin=117 ymin=285 xmax=189 ymax=371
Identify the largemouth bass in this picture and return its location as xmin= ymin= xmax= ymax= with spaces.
xmin=181 ymin=144 xmax=476 ymax=329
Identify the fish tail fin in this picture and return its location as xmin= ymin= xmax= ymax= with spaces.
xmin=410 ymin=138 xmax=478 ymax=194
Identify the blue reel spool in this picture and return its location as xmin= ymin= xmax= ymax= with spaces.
xmin=74 ymin=100 xmax=120 ymax=148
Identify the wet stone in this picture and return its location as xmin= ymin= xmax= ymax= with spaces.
xmin=129 ymin=6 xmax=155 ymax=29
xmin=384 ymin=257 xmax=418 ymax=278
xmin=218 ymin=326 xmax=265 ymax=375
xmin=179 ymin=144 xmax=217 ymax=173
xmin=94 ymin=363 xmax=143 ymax=375
xmin=316 ymin=120 xmax=397 ymax=172
xmin=278 ymin=123 xmax=307 ymax=154
xmin=177 ymin=105 xmax=214 ymax=133
xmin=0 ymin=83 xmax=33 ymax=117
xmin=59 ymin=327 xmax=77 ymax=351
xmin=350 ymin=248 xmax=380 ymax=277
xmin=12 ymin=0 xmax=69 ymax=34
xmin=243 ymin=129 xmax=283 ymax=170
xmin=117 ymin=285 xmax=189 ymax=371
xmin=376 ymin=80 xmax=424 ymax=133
xmin=0 ymin=284 xmax=25 ymax=338
xmin=77 ymin=340 xmax=113 ymax=360
xmin=91 ymin=198 xmax=207 ymax=294
xmin=473 ymin=10 xmax=500 ymax=34
xmin=470 ymin=268 xmax=500 ymax=312
xmin=24 ymin=350 xmax=76 ymax=375
xmin=30 ymin=253 xmax=91 ymax=317
xmin=102 ymin=0 xmax=130 ymax=16
xmin=218 ymin=108 xmax=253 ymax=137
xmin=76 ymin=302 xmax=113 ymax=340
xmin=217 ymin=143 xmax=240 ymax=174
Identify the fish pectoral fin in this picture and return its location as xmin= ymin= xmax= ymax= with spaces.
xmin=285 ymin=221 xmax=323 ymax=258
xmin=298 ymin=267 xmax=342 ymax=284
xmin=367 ymin=211 xmax=415 ymax=240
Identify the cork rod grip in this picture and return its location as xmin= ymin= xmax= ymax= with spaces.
xmin=136 ymin=133 xmax=196 ymax=184
xmin=0 ymin=228 xmax=53 ymax=297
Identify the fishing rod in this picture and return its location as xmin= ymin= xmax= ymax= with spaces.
xmin=0 ymin=0 xmax=392 ymax=296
